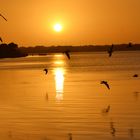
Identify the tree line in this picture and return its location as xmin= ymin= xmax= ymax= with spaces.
xmin=0 ymin=42 xmax=28 ymax=58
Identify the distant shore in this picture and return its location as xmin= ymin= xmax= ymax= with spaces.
xmin=0 ymin=42 xmax=28 ymax=58
xmin=20 ymin=44 xmax=140 ymax=55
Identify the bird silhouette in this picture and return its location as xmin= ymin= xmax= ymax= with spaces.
xmin=44 ymin=68 xmax=48 ymax=75
xmin=100 ymin=81 xmax=110 ymax=90
xmin=64 ymin=50 xmax=70 ymax=59
xmin=133 ymin=74 xmax=138 ymax=77
xmin=105 ymin=105 xmax=110 ymax=113
xmin=102 ymin=105 xmax=111 ymax=114
xmin=0 ymin=13 xmax=7 ymax=21
xmin=0 ymin=37 xmax=2 ymax=42
xmin=108 ymin=44 xmax=114 ymax=57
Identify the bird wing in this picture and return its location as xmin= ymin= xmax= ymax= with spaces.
xmin=0 ymin=14 xmax=7 ymax=21
xmin=65 ymin=52 xmax=70 ymax=59
xmin=105 ymin=83 xmax=110 ymax=89
xmin=44 ymin=69 xmax=48 ymax=74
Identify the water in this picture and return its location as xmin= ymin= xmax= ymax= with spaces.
xmin=0 ymin=51 xmax=140 ymax=140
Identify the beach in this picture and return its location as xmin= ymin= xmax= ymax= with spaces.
xmin=0 ymin=51 xmax=140 ymax=140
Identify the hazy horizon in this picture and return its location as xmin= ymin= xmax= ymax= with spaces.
xmin=1 ymin=0 xmax=140 ymax=47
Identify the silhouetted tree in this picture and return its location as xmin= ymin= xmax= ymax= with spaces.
xmin=0 ymin=42 xmax=28 ymax=58
xmin=8 ymin=42 xmax=18 ymax=49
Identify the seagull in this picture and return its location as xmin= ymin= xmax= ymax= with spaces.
xmin=105 ymin=105 xmax=110 ymax=113
xmin=100 ymin=80 xmax=110 ymax=90
xmin=0 ymin=37 xmax=2 ymax=42
xmin=0 ymin=13 xmax=7 ymax=21
xmin=108 ymin=44 xmax=114 ymax=57
xmin=64 ymin=50 xmax=70 ymax=59
xmin=102 ymin=105 xmax=111 ymax=114
xmin=44 ymin=68 xmax=48 ymax=75
xmin=133 ymin=74 xmax=138 ymax=77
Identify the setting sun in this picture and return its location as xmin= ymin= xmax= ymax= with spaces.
xmin=53 ymin=23 xmax=62 ymax=32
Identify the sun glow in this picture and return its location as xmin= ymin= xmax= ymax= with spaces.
xmin=53 ymin=23 xmax=62 ymax=32
xmin=54 ymin=68 xmax=65 ymax=101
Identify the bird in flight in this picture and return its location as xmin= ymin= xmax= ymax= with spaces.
xmin=105 ymin=105 xmax=110 ymax=113
xmin=0 ymin=13 xmax=7 ymax=21
xmin=108 ymin=44 xmax=114 ymax=57
xmin=102 ymin=105 xmax=111 ymax=114
xmin=44 ymin=68 xmax=48 ymax=75
xmin=64 ymin=50 xmax=70 ymax=59
xmin=133 ymin=74 xmax=138 ymax=77
xmin=0 ymin=37 xmax=2 ymax=42
xmin=100 ymin=80 xmax=110 ymax=90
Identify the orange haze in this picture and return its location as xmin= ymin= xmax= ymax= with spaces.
xmin=0 ymin=0 xmax=140 ymax=46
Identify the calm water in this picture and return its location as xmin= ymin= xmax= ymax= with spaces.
xmin=0 ymin=51 xmax=140 ymax=140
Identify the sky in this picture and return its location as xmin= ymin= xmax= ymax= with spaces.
xmin=0 ymin=0 xmax=140 ymax=47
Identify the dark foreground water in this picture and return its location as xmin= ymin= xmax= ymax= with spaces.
xmin=0 ymin=51 xmax=140 ymax=140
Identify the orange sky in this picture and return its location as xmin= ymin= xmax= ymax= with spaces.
xmin=0 ymin=0 xmax=140 ymax=46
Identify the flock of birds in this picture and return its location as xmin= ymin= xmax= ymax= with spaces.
xmin=43 ymin=42 xmax=139 ymax=140
xmin=1 ymin=12 xmax=139 ymax=140
xmin=42 ymin=43 xmax=138 ymax=140
xmin=43 ymin=44 xmax=138 ymax=91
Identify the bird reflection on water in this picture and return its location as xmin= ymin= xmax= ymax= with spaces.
xmin=110 ymin=121 xmax=116 ymax=137
xmin=133 ymin=91 xmax=139 ymax=101
xmin=128 ymin=128 xmax=134 ymax=138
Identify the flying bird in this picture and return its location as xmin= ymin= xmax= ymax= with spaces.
xmin=102 ymin=105 xmax=111 ymax=114
xmin=105 ymin=105 xmax=110 ymax=113
xmin=0 ymin=13 xmax=7 ymax=21
xmin=64 ymin=50 xmax=70 ymax=59
xmin=100 ymin=80 xmax=110 ymax=90
xmin=0 ymin=37 xmax=2 ymax=42
xmin=108 ymin=44 xmax=114 ymax=57
xmin=133 ymin=74 xmax=138 ymax=77
xmin=44 ymin=68 xmax=48 ymax=75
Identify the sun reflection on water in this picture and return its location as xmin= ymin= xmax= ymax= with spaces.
xmin=54 ymin=68 xmax=65 ymax=101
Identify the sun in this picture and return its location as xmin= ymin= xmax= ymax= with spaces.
xmin=53 ymin=23 xmax=62 ymax=32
